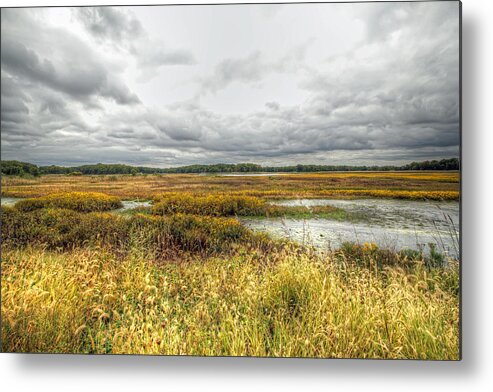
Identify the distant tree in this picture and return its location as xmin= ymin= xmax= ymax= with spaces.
xmin=1 ymin=158 xmax=460 ymax=177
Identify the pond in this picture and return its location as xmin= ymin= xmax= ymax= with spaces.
xmin=242 ymin=198 xmax=460 ymax=259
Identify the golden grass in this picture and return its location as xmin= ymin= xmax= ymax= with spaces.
xmin=316 ymin=189 xmax=458 ymax=200
xmin=14 ymin=192 xmax=122 ymax=212
xmin=151 ymin=193 xmax=346 ymax=217
xmin=1 ymin=246 xmax=459 ymax=358
xmin=1 ymin=171 xmax=460 ymax=200
xmin=152 ymin=194 xmax=266 ymax=216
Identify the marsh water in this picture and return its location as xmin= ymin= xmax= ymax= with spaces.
xmin=116 ymin=200 xmax=152 ymax=212
xmin=0 ymin=197 xmax=22 ymax=207
xmin=242 ymin=199 xmax=460 ymax=259
xmin=1 ymin=196 xmax=460 ymax=259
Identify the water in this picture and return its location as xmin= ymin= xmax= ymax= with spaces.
xmin=115 ymin=200 xmax=152 ymax=212
xmin=1 ymin=195 xmax=459 ymax=258
xmin=242 ymin=199 xmax=460 ymax=259
xmin=0 ymin=197 xmax=23 ymax=207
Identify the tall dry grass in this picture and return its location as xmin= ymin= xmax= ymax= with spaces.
xmin=1 ymin=246 xmax=459 ymax=358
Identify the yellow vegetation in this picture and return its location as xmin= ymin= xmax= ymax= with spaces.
xmin=1 ymin=246 xmax=459 ymax=358
xmin=316 ymin=189 xmax=459 ymax=200
xmin=1 ymin=171 xmax=459 ymax=200
xmin=153 ymin=194 xmax=266 ymax=216
xmin=14 ymin=192 xmax=122 ymax=212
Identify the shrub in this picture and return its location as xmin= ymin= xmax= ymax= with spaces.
xmin=336 ymin=241 xmax=449 ymax=270
xmin=14 ymin=192 xmax=123 ymax=213
xmin=1 ymin=207 xmax=257 ymax=256
xmin=1 ymin=207 xmax=128 ymax=249
xmin=128 ymin=213 xmax=253 ymax=255
xmin=336 ymin=242 xmax=410 ymax=268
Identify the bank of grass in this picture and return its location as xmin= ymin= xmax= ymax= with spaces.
xmin=152 ymin=194 xmax=265 ymax=216
xmin=14 ymin=192 xmax=122 ymax=212
xmin=1 ymin=206 xmax=266 ymax=256
xmin=1 ymin=245 xmax=459 ymax=358
xmin=316 ymin=189 xmax=458 ymax=201
xmin=151 ymin=193 xmax=357 ymax=220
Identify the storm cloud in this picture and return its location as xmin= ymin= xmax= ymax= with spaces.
xmin=1 ymin=2 xmax=460 ymax=167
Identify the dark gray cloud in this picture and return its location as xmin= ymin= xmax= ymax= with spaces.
xmin=1 ymin=3 xmax=460 ymax=167
xmin=1 ymin=9 xmax=140 ymax=106
xmin=75 ymin=6 xmax=196 ymax=77
xmin=76 ymin=7 xmax=144 ymax=43
xmin=1 ymin=40 xmax=139 ymax=105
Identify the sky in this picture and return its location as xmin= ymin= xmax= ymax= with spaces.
xmin=1 ymin=1 xmax=460 ymax=167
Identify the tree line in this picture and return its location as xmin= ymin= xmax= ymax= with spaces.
xmin=1 ymin=158 xmax=459 ymax=177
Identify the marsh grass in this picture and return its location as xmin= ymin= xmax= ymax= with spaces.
xmin=1 ymin=206 xmax=266 ymax=257
xmin=151 ymin=193 xmax=357 ymax=220
xmin=1 ymin=246 xmax=459 ymax=358
xmin=14 ymin=192 xmax=122 ymax=212
xmin=1 ymin=172 xmax=459 ymax=200
xmin=152 ymin=194 xmax=265 ymax=216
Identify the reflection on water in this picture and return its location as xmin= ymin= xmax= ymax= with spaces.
xmin=242 ymin=198 xmax=460 ymax=259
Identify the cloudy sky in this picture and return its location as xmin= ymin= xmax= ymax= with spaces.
xmin=1 ymin=1 xmax=460 ymax=167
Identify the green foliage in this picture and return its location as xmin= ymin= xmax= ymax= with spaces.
xmin=400 ymin=158 xmax=460 ymax=171
xmin=1 ymin=158 xmax=460 ymax=177
xmin=426 ymin=243 xmax=446 ymax=268
xmin=336 ymin=241 xmax=449 ymax=270
xmin=1 ymin=160 xmax=40 ymax=177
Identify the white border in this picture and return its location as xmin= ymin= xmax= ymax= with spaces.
xmin=1 ymin=1 xmax=492 ymax=391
